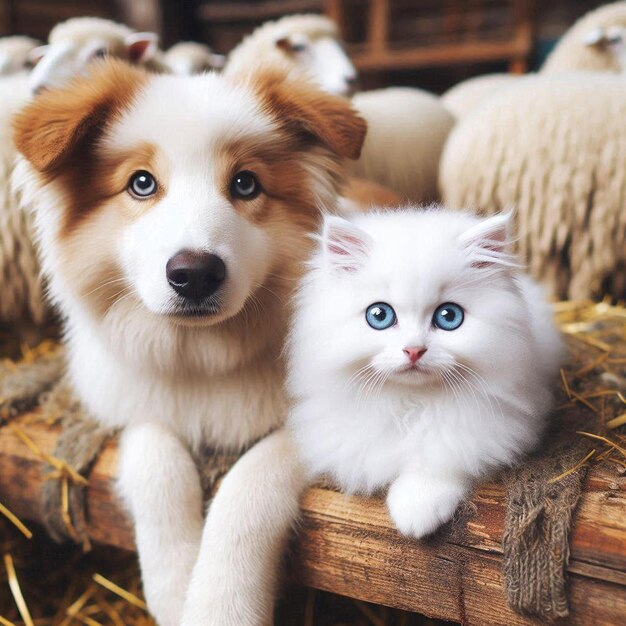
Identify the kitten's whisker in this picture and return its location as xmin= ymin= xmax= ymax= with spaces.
xmin=440 ymin=369 xmax=463 ymax=413
xmin=345 ymin=364 xmax=375 ymax=390
xmin=370 ymin=370 xmax=389 ymax=398
xmin=453 ymin=363 xmax=501 ymax=422
xmin=358 ymin=367 xmax=388 ymax=409
xmin=450 ymin=368 xmax=484 ymax=418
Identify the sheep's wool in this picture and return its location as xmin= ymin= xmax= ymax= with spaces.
xmin=440 ymin=72 xmax=626 ymax=300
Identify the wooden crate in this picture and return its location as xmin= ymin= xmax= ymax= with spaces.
xmin=0 ymin=414 xmax=624 ymax=625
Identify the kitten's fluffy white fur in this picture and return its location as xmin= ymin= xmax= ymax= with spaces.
xmin=287 ymin=207 xmax=564 ymax=538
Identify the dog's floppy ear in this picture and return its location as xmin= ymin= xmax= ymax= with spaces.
xmin=250 ymin=69 xmax=367 ymax=160
xmin=13 ymin=59 xmax=147 ymax=173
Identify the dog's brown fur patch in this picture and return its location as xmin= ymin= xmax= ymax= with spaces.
xmin=215 ymin=136 xmax=328 ymax=229
xmin=246 ymin=69 xmax=367 ymax=161
xmin=13 ymin=59 xmax=148 ymax=235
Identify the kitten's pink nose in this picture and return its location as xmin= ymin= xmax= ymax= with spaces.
xmin=404 ymin=346 xmax=427 ymax=364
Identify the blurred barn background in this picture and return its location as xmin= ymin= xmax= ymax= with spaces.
xmin=0 ymin=0 xmax=611 ymax=92
xmin=2 ymin=2 xmax=626 ymax=626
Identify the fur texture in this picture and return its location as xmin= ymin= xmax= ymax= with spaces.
xmin=440 ymin=71 xmax=626 ymax=300
xmin=14 ymin=59 xmax=366 ymax=625
xmin=287 ymin=208 xmax=563 ymax=538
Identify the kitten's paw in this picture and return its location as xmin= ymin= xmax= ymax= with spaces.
xmin=386 ymin=473 xmax=467 ymax=539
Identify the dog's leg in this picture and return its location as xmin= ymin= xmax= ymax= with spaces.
xmin=118 ymin=422 xmax=204 ymax=626
xmin=181 ymin=428 xmax=306 ymax=626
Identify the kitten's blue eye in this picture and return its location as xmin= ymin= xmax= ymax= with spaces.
xmin=433 ymin=302 xmax=464 ymax=331
xmin=366 ymin=302 xmax=396 ymax=330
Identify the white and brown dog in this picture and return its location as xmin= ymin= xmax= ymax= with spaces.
xmin=13 ymin=59 xmax=370 ymax=625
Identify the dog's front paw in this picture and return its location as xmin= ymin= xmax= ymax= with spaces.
xmin=386 ymin=473 xmax=467 ymax=539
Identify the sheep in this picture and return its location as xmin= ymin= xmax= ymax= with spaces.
xmin=441 ymin=72 xmax=523 ymax=120
xmin=349 ymin=87 xmax=454 ymax=202
xmin=226 ymin=14 xmax=454 ymax=202
xmin=439 ymin=71 xmax=626 ymax=301
xmin=0 ymin=36 xmax=41 ymax=76
xmin=163 ymin=41 xmax=225 ymax=75
xmin=29 ymin=17 xmax=164 ymax=93
xmin=542 ymin=2 xmax=626 ymax=73
xmin=224 ymin=14 xmax=358 ymax=96
xmin=0 ymin=73 xmax=43 ymax=324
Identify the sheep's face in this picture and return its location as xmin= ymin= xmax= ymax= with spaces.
xmin=164 ymin=42 xmax=226 ymax=76
xmin=275 ymin=33 xmax=358 ymax=96
xmin=584 ymin=25 xmax=626 ymax=70
xmin=0 ymin=36 xmax=40 ymax=76
xmin=14 ymin=61 xmax=366 ymax=336
xmin=28 ymin=32 xmax=158 ymax=94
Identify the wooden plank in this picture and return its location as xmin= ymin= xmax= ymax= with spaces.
xmin=366 ymin=0 xmax=389 ymax=54
xmin=323 ymin=0 xmax=343 ymax=28
xmin=349 ymin=39 xmax=530 ymax=71
xmin=0 ymin=416 xmax=625 ymax=624
xmin=509 ymin=0 xmax=534 ymax=73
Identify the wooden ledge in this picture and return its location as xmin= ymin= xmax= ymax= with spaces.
xmin=0 ymin=416 xmax=625 ymax=625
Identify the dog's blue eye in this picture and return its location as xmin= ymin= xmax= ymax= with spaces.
xmin=366 ymin=302 xmax=396 ymax=330
xmin=231 ymin=170 xmax=260 ymax=200
xmin=128 ymin=171 xmax=157 ymax=198
xmin=433 ymin=302 xmax=464 ymax=331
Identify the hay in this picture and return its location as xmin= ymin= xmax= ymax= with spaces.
xmin=552 ymin=299 xmax=626 ymax=475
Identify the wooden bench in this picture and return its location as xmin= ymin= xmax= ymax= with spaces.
xmin=0 ymin=414 xmax=625 ymax=625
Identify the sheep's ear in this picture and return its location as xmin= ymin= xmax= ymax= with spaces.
xmin=13 ymin=59 xmax=146 ymax=173
xmin=459 ymin=212 xmax=517 ymax=269
xmin=250 ymin=69 xmax=366 ymax=160
xmin=125 ymin=32 xmax=159 ymax=64
xmin=322 ymin=215 xmax=372 ymax=271
xmin=275 ymin=35 xmax=294 ymax=52
xmin=27 ymin=44 xmax=49 ymax=66
xmin=275 ymin=34 xmax=308 ymax=53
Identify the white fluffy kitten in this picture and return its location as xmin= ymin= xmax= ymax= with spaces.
xmin=287 ymin=207 xmax=564 ymax=538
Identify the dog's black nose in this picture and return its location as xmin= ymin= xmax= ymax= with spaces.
xmin=166 ymin=250 xmax=226 ymax=302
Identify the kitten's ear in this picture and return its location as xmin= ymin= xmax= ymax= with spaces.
xmin=322 ymin=215 xmax=373 ymax=272
xmin=459 ymin=212 xmax=518 ymax=269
